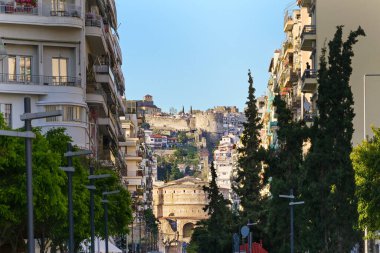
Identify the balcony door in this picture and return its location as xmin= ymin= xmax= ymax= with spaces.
xmin=52 ymin=57 xmax=67 ymax=85
xmin=8 ymin=56 xmax=32 ymax=83
xmin=51 ymin=0 xmax=67 ymax=16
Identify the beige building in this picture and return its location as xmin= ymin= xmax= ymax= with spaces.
xmin=153 ymin=177 xmax=209 ymax=253
xmin=297 ymin=0 xmax=380 ymax=144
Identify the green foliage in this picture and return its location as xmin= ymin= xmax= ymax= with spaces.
xmin=169 ymin=167 xmax=184 ymax=181
xmin=0 ymin=124 xmax=132 ymax=252
xmin=189 ymin=162 xmax=232 ymax=252
xmin=177 ymin=131 xmax=188 ymax=144
xmin=234 ymin=70 xmax=266 ymax=237
xmin=157 ymin=144 xmax=200 ymax=181
xmin=263 ymin=95 xmax=308 ymax=252
xmin=351 ymin=127 xmax=380 ymax=237
xmin=299 ymin=26 xmax=365 ymax=252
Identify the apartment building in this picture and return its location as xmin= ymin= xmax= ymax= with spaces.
xmin=120 ymin=111 xmax=155 ymax=207
xmin=213 ymin=134 xmax=239 ymax=202
xmin=0 ymin=0 xmax=126 ymax=169
xmin=297 ymin=0 xmax=380 ymax=144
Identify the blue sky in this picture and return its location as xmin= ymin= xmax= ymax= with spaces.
xmin=116 ymin=0 xmax=296 ymax=112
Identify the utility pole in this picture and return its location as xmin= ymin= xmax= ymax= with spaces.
xmin=279 ymin=189 xmax=304 ymax=253
xmin=102 ymin=190 xmax=120 ymax=253
xmin=60 ymin=148 xmax=92 ymax=253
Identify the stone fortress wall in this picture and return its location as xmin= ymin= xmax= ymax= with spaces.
xmin=145 ymin=112 xmax=224 ymax=134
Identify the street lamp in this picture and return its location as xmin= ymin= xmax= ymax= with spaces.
xmin=60 ymin=146 xmax=92 ymax=253
xmin=86 ymin=172 xmax=111 ymax=253
xmin=363 ymin=73 xmax=380 ymax=253
xmin=279 ymin=189 xmax=304 ymax=253
xmin=102 ymin=190 xmax=120 ymax=253
xmin=0 ymin=97 xmax=62 ymax=253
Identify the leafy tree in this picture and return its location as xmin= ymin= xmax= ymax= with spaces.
xmin=188 ymin=162 xmax=232 ymax=252
xmin=0 ymin=122 xmax=132 ymax=252
xmin=169 ymin=167 xmax=184 ymax=181
xmin=264 ymin=95 xmax=307 ymax=253
xmin=351 ymin=127 xmax=380 ymax=238
xmin=299 ymin=26 xmax=365 ymax=252
xmin=0 ymin=114 xmax=26 ymax=252
xmin=234 ymin=70 xmax=266 ymax=238
xmin=177 ymin=132 xmax=188 ymax=144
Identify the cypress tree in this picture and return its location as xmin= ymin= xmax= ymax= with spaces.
xmin=264 ymin=95 xmax=307 ymax=253
xmin=234 ymin=70 xmax=266 ymax=238
xmin=189 ymin=162 xmax=231 ymax=253
xmin=300 ymin=26 xmax=365 ymax=252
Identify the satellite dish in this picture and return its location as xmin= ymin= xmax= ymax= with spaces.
xmin=0 ymin=38 xmax=7 ymax=60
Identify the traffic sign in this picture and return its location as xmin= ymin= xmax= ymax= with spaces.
xmin=241 ymin=225 xmax=249 ymax=238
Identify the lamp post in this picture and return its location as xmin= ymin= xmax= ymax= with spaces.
xmin=60 ymin=146 xmax=92 ymax=253
xmin=0 ymin=97 xmax=62 ymax=253
xmin=363 ymin=73 xmax=380 ymax=253
xmin=86 ymin=173 xmax=111 ymax=253
xmin=102 ymin=190 xmax=120 ymax=253
xmin=279 ymin=189 xmax=304 ymax=253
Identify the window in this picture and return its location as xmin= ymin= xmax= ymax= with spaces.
xmin=64 ymin=106 xmax=81 ymax=122
xmin=45 ymin=105 xmax=59 ymax=122
xmin=8 ymin=56 xmax=32 ymax=82
xmin=45 ymin=105 xmax=85 ymax=123
xmin=51 ymin=0 xmax=65 ymax=12
xmin=20 ymin=56 xmax=32 ymax=82
xmin=52 ymin=58 xmax=67 ymax=85
xmin=0 ymin=104 xmax=12 ymax=128
xmin=8 ymin=56 xmax=16 ymax=81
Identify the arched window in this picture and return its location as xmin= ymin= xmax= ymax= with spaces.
xmin=183 ymin=223 xmax=194 ymax=238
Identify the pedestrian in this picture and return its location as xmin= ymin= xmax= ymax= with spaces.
xmin=306 ymin=62 xmax=311 ymax=78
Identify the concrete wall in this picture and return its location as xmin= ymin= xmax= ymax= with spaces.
xmin=315 ymin=0 xmax=380 ymax=144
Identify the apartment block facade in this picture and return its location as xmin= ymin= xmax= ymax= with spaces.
xmin=264 ymin=0 xmax=380 ymax=148
xmin=0 ymin=0 xmax=126 ymax=170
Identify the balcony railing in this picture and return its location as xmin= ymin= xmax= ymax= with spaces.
xmin=0 ymin=4 xmax=38 ymax=15
xmin=0 ymin=73 xmax=81 ymax=87
xmin=302 ymin=69 xmax=317 ymax=80
xmin=0 ymin=3 xmax=81 ymax=18
xmin=85 ymin=13 xmax=102 ymax=27
xmin=304 ymin=112 xmax=317 ymax=122
xmin=42 ymin=4 xmax=81 ymax=18
xmin=302 ymin=25 xmax=316 ymax=36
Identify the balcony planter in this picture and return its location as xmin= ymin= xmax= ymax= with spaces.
xmin=5 ymin=3 xmax=14 ymax=13
xmin=15 ymin=0 xmax=37 ymax=7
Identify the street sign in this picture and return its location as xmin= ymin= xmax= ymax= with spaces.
xmin=241 ymin=225 xmax=249 ymax=238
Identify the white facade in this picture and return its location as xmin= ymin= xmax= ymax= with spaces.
xmin=213 ymin=134 xmax=239 ymax=201
xmin=0 ymin=0 xmax=126 ymax=169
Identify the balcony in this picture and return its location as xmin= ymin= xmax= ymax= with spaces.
xmin=301 ymin=69 xmax=317 ymax=93
xmin=301 ymin=25 xmax=316 ymax=51
xmin=0 ymin=2 xmax=82 ymax=28
xmin=297 ymin=0 xmax=313 ymax=7
xmin=85 ymin=13 xmax=108 ymax=53
xmin=93 ymin=64 xmax=117 ymax=95
xmin=283 ymin=11 xmax=293 ymax=32
xmin=98 ymin=115 xmax=117 ymax=141
xmin=86 ymin=87 xmax=108 ymax=113
xmin=270 ymin=121 xmax=278 ymax=129
xmin=284 ymin=69 xmax=298 ymax=86
xmin=0 ymin=73 xmax=80 ymax=86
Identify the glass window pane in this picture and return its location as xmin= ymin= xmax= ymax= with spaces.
xmin=52 ymin=58 xmax=59 ymax=85
xmin=60 ymin=58 xmax=67 ymax=83
xmin=8 ymin=56 xmax=16 ymax=81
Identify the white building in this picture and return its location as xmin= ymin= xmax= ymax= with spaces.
xmin=0 ymin=0 xmax=125 ymax=169
xmin=213 ymin=134 xmax=239 ymax=201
